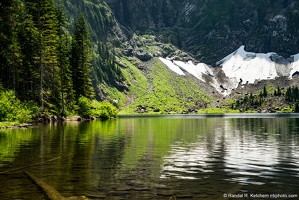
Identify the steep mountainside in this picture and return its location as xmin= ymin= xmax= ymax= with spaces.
xmin=104 ymin=0 xmax=299 ymax=64
xmin=2 ymin=0 xmax=299 ymax=116
xmin=59 ymin=0 xmax=299 ymax=113
xmin=60 ymin=0 xmax=124 ymax=43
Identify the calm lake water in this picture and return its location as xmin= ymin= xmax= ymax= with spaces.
xmin=0 ymin=114 xmax=299 ymax=199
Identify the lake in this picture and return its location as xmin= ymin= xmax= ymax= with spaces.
xmin=0 ymin=114 xmax=299 ymax=199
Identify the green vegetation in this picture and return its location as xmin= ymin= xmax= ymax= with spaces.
xmin=98 ymin=83 xmax=127 ymax=107
xmin=92 ymin=42 xmax=125 ymax=95
xmin=198 ymin=107 xmax=240 ymax=114
xmin=0 ymin=89 xmax=40 ymax=123
xmin=120 ymin=58 xmax=149 ymax=97
xmin=225 ymin=85 xmax=299 ymax=113
xmin=285 ymin=86 xmax=299 ymax=102
xmin=0 ymin=0 xmax=121 ymax=123
xmin=285 ymin=86 xmax=299 ymax=113
xmin=120 ymin=58 xmax=211 ymax=114
xmin=78 ymin=96 xmax=117 ymax=119
xmin=91 ymin=101 xmax=117 ymax=119
xmin=2 ymin=0 xmax=298 ymax=122
xmin=71 ymin=13 xmax=94 ymax=100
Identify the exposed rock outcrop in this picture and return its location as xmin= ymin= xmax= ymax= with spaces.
xmin=104 ymin=0 xmax=299 ymax=64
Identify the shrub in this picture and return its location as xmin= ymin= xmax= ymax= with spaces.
xmin=77 ymin=96 xmax=91 ymax=117
xmin=0 ymin=90 xmax=38 ymax=123
xmin=91 ymin=100 xmax=117 ymax=119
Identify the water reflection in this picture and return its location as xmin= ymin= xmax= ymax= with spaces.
xmin=0 ymin=117 xmax=298 ymax=199
xmin=160 ymin=118 xmax=299 ymax=197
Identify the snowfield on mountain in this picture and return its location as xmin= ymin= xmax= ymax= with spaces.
xmin=160 ymin=45 xmax=299 ymax=95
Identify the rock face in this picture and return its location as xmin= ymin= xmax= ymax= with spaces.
xmin=104 ymin=0 xmax=299 ymax=64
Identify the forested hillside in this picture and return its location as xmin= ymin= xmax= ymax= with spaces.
xmin=0 ymin=0 xmax=123 ymax=121
xmin=3 ymin=0 xmax=299 ymax=121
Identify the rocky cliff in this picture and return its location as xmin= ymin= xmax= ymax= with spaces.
xmin=104 ymin=0 xmax=299 ymax=64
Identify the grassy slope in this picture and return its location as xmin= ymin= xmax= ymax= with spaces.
xmin=98 ymin=57 xmax=149 ymax=109
xmin=119 ymin=58 xmax=211 ymax=114
xmin=96 ymin=57 xmax=298 ymax=115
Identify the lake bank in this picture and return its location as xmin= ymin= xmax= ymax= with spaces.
xmin=2 ymin=112 xmax=299 ymax=130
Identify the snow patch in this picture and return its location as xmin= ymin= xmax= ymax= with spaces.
xmin=220 ymin=45 xmax=278 ymax=88
xmin=290 ymin=53 xmax=299 ymax=77
xmin=159 ymin=58 xmax=185 ymax=75
xmin=173 ymin=60 xmax=212 ymax=82
xmin=159 ymin=45 xmax=299 ymax=96
xmin=159 ymin=58 xmax=226 ymax=94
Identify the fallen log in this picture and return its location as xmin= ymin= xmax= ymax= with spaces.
xmin=24 ymin=171 xmax=88 ymax=200
xmin=24 ymin=171 xmax=66 ymax=200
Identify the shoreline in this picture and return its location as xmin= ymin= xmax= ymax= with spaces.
xmin=0 ymin=115 xmax=112 ymax=129
xmin=2 ymin=112 xmax=299 ymax=129
xmin=0 ymin=122 xmax=35 ymax=129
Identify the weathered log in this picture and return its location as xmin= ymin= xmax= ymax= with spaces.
xmin=24 ymin=171 xmax=89 ymax=200
xmin=24 ymin=171 xmax=66 ymax=200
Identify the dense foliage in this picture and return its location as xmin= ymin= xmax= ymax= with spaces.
xmin=0 ymin=87 xmax=40 ymax=123
xmin=226 ymin=85 xmax=299 ymax=113
xmin=78 ymin=96 xmax=117 ymax=119
xmin=285 ymin=86 xmax=299 ymax=102
xmin=71 ymin=13 xmax=94 ymax=100
xmin=0 ymin=0 xmax=120 ymax=121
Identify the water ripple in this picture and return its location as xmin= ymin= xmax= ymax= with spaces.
xmin=160 ymin=119 xmax=299 ymax=188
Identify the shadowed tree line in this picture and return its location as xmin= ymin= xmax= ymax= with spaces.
xmin=0 ymin=0 xmax=122 ymax=119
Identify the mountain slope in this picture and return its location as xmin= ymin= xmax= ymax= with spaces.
xmin=57 ymin=0 xmax=299 ymax=113
xmin=104 ymin=0 xmax=299 ymax=64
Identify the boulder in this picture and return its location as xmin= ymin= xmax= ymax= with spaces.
xmin=66 ymin=116 xmax=82 ymax=121
xmin=153 ymin=108 xmax=160 ymax=112
xmin=135 ymin=105 xmax=148 ymax=113
xmin=50 ymin=115 xmax=59 ymax=122
xmin=134 ymin=51 xmax=153 ymax=61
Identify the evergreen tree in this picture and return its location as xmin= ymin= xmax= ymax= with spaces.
xmin=295 ymin=102 xmax=299 ymax=113
xmin=92 ymin=41 xmax=124 ymax=91
xmin=71 ymin=13 xmax=94 ymax=100
xmin=26 ymin=0 xmax=60 ymax=112
xmin=17 ymin=2 xmax=40 ymax=102
xmin=263 ymin=86 xmax=267 ymax=97
xmin=285 ymin=86 xmax=299 ymax=102
xmin=286 ymin=87 xmax=292 ymax=102
xmin=0 ymin=0 xmax=23 ymax=92
xmin=56 ymin=1 xmax=75 ymax=116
